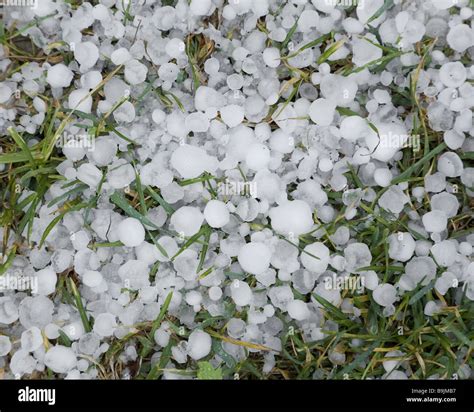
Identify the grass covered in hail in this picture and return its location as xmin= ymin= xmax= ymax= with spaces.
xmin=0 ymin=0 xmax=473 ymax=380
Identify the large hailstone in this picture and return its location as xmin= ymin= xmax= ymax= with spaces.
xmin=373 ymin=284 xmax=397 ymax=307
xmin=238 ymin=242 xmax=272 ymax=275
xmin=300 ymin=242 xmax=330 ymax=275
xmin=117 ymin=217 xmax=145 ymax=247
xmin=388 ymin=233 xmax=415 ymax=262
xmin=269 ymin=200 xmax=314 ymax=237
xmin=187 ymin=330 xmax=212 ymax=360
xmin=170 ymin=145 xmax=218 ymax=179
xmin=170 ymin=206 xmax=204 ymax=237
xmin=44 ymin=346 xmax=77 ymax=373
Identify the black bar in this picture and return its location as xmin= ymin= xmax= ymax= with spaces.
xmin=0 ymin=380 xmax=472 ymax=410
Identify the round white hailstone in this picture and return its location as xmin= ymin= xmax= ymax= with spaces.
xmin=269 ymin=130 xmax=294 ymax=154
xmin=439 ymin=62 xmax=467 ymax=88
xmin=170 ymin=145 xmax=218 ymax=179
xmin=204 ymin=200 xmax=230 ymax=228
xmin=187 ymin=329 xmax=212 ymax=360
xmin=114 ymin=101 xmax=135 ymax=123
xmin=263 ymin=47 xmax=281 ymax=68
xmin=35 ymin=267 xmax=57 ymax=295
xmin=91 ymin=137 xmax=116 ymax=166
xmin=246 ymin=143 xmax=271 ymax=170
xmin=220 ymin=104 xmax=245 ymax=127
xmin=190 ymin=0 xmax=212 ymax=16
xmin=361 ymin=271 xmax=379 ymax=290
xmin=83 ymin=270 xmax=103 ymax=288
xmin=21 ymin=327 xmax=43 ymax=352
xmin=366 ymin=122 xmax=409 ymax=162
xmin=431 ymin=240 xmax=457 ymax=267
xmin=444 ymin=130 xmax=465 ymax=150
xmin=287 ymin=300 xmax=310 ymax=321
xmin=154 ymin=328 xmax=170 ymax=347
xmin=68 ymin=89 xmax=92 ymax=113
xmin=185 ymin=112 xmax=210 ymax=133
xmin=0 ymin=84 xmax=12 ymax=103
xmin=422 ymin=210 xmax=448 ymax=233
xmin=374 ymin=168 xmax=392 ymax=187
xmin=431 ymin=193 xmax=459 ymax=218
xmin=170 ymin=206 xmax=204 ymax=237
xmin=238 ymin=242 xmax=272 ymax=275
xmin=230 ymin=280 xmax=253 ymax=306
xmin=44 ymin=346 xmax=77 ymax=373
xmin=81 ymin=71 xmax=102 ymax=90
xmin=320 ymin=74 xmax=358 ymax=107
xmin=152 ymin=108 xmax=166 ymax=124
xmin=308 ymin=98 xmax=336 ymax=126
xmin=269 ymin=200 xmax=314 ymax=237
xmin=0 ymin=335 xmax=12 ymax=356
xmin=165 ymin=38 xmax=185 ymax=58
xmin=111 ymin=48 xmax=132 ymax=65
xmin=301 ymin=242 xmax=330 ymax=274
xmin=263 ymin=304 xmax=275 ymax=317
xmin=124 ymin=59 xmax=148 ymax=85
xmin=447 ymin=24 xmax=473 ymax=53
xmin=93 ymin=4 xmax=109 ymax=20
xmin=388 ymin=233 xmax=416 ymax=262
xmin=339 ymin=116 xmax=369 ymax=141
xmin=209 ymin=286 xmax=222 ymax=301
xmin=437 ymin=152 xmax=463 ymax=177
xmin=117 ymin=217 xmax=145 ymax=247
xmin=434 ymin=271 xmax=457 ymax=295
xmin=93 ymin=313 xmax=117 ymax=337
xmin=373 ymin=284 xmax=397 ymax=307
xmin=46 ymin=64 xmax=73 ymax=88
xmin=195 ymin=86 xmax=225 ymax=111
xmin=74 ymin=42 xmax=99 ymax=71
xmin=185 ymin=291 xmax=202 ymax=306
xmin=319 ymin=157 xmax=333 ymax=172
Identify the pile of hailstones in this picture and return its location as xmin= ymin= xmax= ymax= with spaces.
xmin=0 ymin=0 xmax=473 ymax=380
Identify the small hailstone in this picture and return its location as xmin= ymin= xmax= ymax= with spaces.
xmin=170 ymin=206 xmax=204 ymax=237
xmin=443 ymin=130 xmax=465 ymax=150
xmin=117 ymin=218 xmax=145 ymax=247
xmin=208 ymin=286 xmax=222 ymax=301
xmin=68 ymin=89 xmax=92 ymax=113
xmin=220 ymin=105 xmax=245 ymax=127
xmin=83 ymin=270 xmax=103 ymax=288
xmin=439 ymin=62 xmax=467 ymax=88
xmin=431 ymin=240 xmax=457 ymax=267
xmin=388 ymin=232 xmax=416 ymax=262
xmin=374 ymin=168 xmax=392 ymax=187
xmin=361 ymin=271 xmax=379 ymax=291
xmin=373 ymin=284 xmax=397 ymax=307
xmin=269 ymin=200 xmax=314 ymax=237
xmin=447 ymin=24 xmax=473 ymax=53
xmin=246 ymin=143 xmax=271 ymax=170
xmin=170 ymin=145 xmax=218 ymax=179
xmin=269 ymin=130 xmax=294 ymax=154
xmin=263 ymin=48 xmax=281 ymax=68
xmin=21 ymin=327 xmax=43 ymax=352
xmin=74 ymin=42 xmax=99 ymax=71
xmin=35 ymin=266 xmax=57 ymax=295
xmin=93 ymin=313 xmax=117 ymax=337
xmin=187 ymin=330 xmax=212 ymax=360
xmin=287 ymin=300 xmax=310 ymax=321
xmin=185 ymin=112 xmax=210 ymax=133
xmin=344 ymin=243 xmax=372 ymax=273
xmin=46 ymin=64 xmax=73 ymax=88
xmin=301 ymin=242 xmax=330 ymax=274
xmin=204 ymin=200 xmax=229 ymax=228
xmin=190 ymin=0 xmax=213 ymax=16
xmin=422 ymin=210 xmax=447 ymax=233
xmin=0 ymin=83 xmax=12 ymax=103
xmin=437 ymin=152 xmax=463 ymax=177
xmin=434 ymin=272 xmax=457 ymax=295
xmin=424 ymin=301 xmax=443 ymax=316
xmin=431 ymin=192 xmax=459 ymax=218
xmin=152 ymin=109 xmax=166 ymax=124
xmin=165 ymin=38 xmax=185 ymax=58
xmin=0 ymin=335 xmax=12 ymax=356
xmin=308 ymin=98 xmax=336 ymax=126
xmin=44 ymin=346 xmax=77 ymax=373
xmin=124 ymin=59 xmax=148 ymax=85
xmin=111 ymin=48 xmax=132 ymax=65
xmin=339 ymin=116 xmax=368 ymax=141
xmin=230 ymin=280 xmax=253 ymax=306
xmin=238 ymin=242 xmax=271 ymax=275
